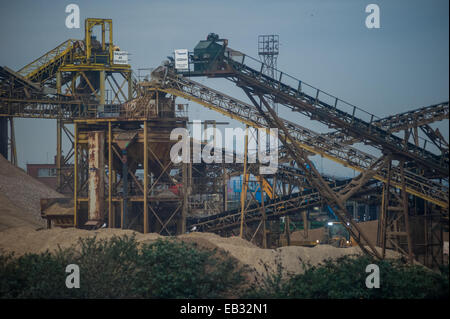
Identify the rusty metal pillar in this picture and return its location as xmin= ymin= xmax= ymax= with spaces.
xmin=108 ymin=122 xmax=113 ymax=228
xmin=87 ymin=131 xmax=105 ymax=226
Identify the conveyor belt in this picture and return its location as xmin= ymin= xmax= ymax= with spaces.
xmin=150 ymin=68 xmax=449 ymax=208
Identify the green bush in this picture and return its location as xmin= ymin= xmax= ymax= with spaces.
xmin=0 ymin=235 xmax=245 ymax=299
xmin=134 ymin=240 xmax=245 ymax=298
xmin=0 ymin=251 xmax=69 ymax=298
xmin=246 ymin=255 xmax=449 ymax=299
xmin=1 ymin=237 xmax=448 ymax=299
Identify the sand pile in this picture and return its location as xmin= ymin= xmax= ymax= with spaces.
xmin=291 ymin=220 xmax=380 ymax=248
xmin=0 ymin=193 xmax=42 ymax=231
xmin=0 ymin=226 xmax=400 ymax=280
xmin=291 ymin=227 xmax=325 ymax=242
xmin=178 ymin=232 xmax=398 ymax=277
xmin=0 ymin=154 xmax=65 ymax=230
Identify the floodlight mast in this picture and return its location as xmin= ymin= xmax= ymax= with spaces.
xmin=258 ymin=35 xmax=279 ymax=113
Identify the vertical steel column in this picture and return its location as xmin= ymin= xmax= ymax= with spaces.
xmin=85 ymin=20 xmax=91 ymax=61
xmin=56 ymin=71 xmax=62 ymax=94
xmin=120 ymin=199 xmax=124 ymax=229
xmin=56 ymin=119 xmax=62 ymax=190
xmin=87 ymin=131 xmax=105 ymax=224
xmin=424 ymin=203 xmax=428 ymax=265
xmin=258 ymin=175 xmax=267 ymax=248
xmin=181 ymin=161 xmax=188 ymax=234
xmin=108 ymin=20 xmax=113 ymax=63
xmin=378 ymin=186 xmax=385 ymax=248
xmin=108 ymin=121 xmax=113 ymax=228
xmin=9 ymin=118 xmax=17 ymax=166
xmin=127 ymin=71 xmax=133 ymax=100
xmin=272 ymin=175 xmax=276 ymax=199
xmin=240 ymin=125 xmax=249 ymax=238
xmin=381 ymin=159 xmax=392 ymax=258
xmin=285 ymin=216 xmax=291 ymax=246
xmin=302 ymin=210 xmax=309 ymax=239
xmin=223 ymin=170 xmax=228 ymax=212
xmin=143 ymin=121 xmax=149 ymax=233
xmin=99 ymin=70 xmax=105 ymax=106
xmin=101 ymin=23 xmax=106 ymax=51
xmin=0 ymin=117 xmax=8 ymax=160
xmin=73 ymin=123 xmax=78 ymax=228
xmin=122 ymin=149 xmax=128 ymax=229
xmin=400 ymin=161 xmax=414 ymax=263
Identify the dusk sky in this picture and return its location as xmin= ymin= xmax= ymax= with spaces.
xmin=0 ymin=0 xmax=448 ymax=177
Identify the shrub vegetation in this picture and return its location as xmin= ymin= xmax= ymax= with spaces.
xmin=0 ymin=236 xmax=448 ymax=299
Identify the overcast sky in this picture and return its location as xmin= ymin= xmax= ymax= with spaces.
xmin=0 ymin=0 xmax=448 ymax=177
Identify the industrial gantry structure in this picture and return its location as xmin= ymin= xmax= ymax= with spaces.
xmin=1 ymin=23 xmax=448 ymax=269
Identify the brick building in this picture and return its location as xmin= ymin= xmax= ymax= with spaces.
xmin=27 ymin=156 xmax=72 ymax=193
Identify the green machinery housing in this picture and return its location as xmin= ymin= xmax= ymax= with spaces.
xmin=187 ymin=33 xmax=229 ymax=75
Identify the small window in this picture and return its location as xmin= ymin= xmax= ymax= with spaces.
xmin=37 ymin=168 xmax=57 ymax=177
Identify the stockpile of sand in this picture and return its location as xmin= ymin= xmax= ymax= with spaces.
xmin=0 ymin=226 xmax=400 ymax=280
xmin=291 ymin=227 xmax=325 ymax=242
xmin=291 ymin=220 xmax=380 ymax=248
xmin=0 ymin=155 xmax=65 ymax=230
xmin=178 ymin=232 xmax=398 ymax=277
xmin=0 ymin=193 xmax=42 ymax=231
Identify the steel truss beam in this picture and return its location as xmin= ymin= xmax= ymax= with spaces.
xmin=150 ymin=69 xmax=448 ymax=208
xmin=193 ymin=52 xmax=447 ymax=176
xmin=323 ymin=102 xmax=449 ymax=147
xmin=374 ymin=102 xmax=449 ymax=133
